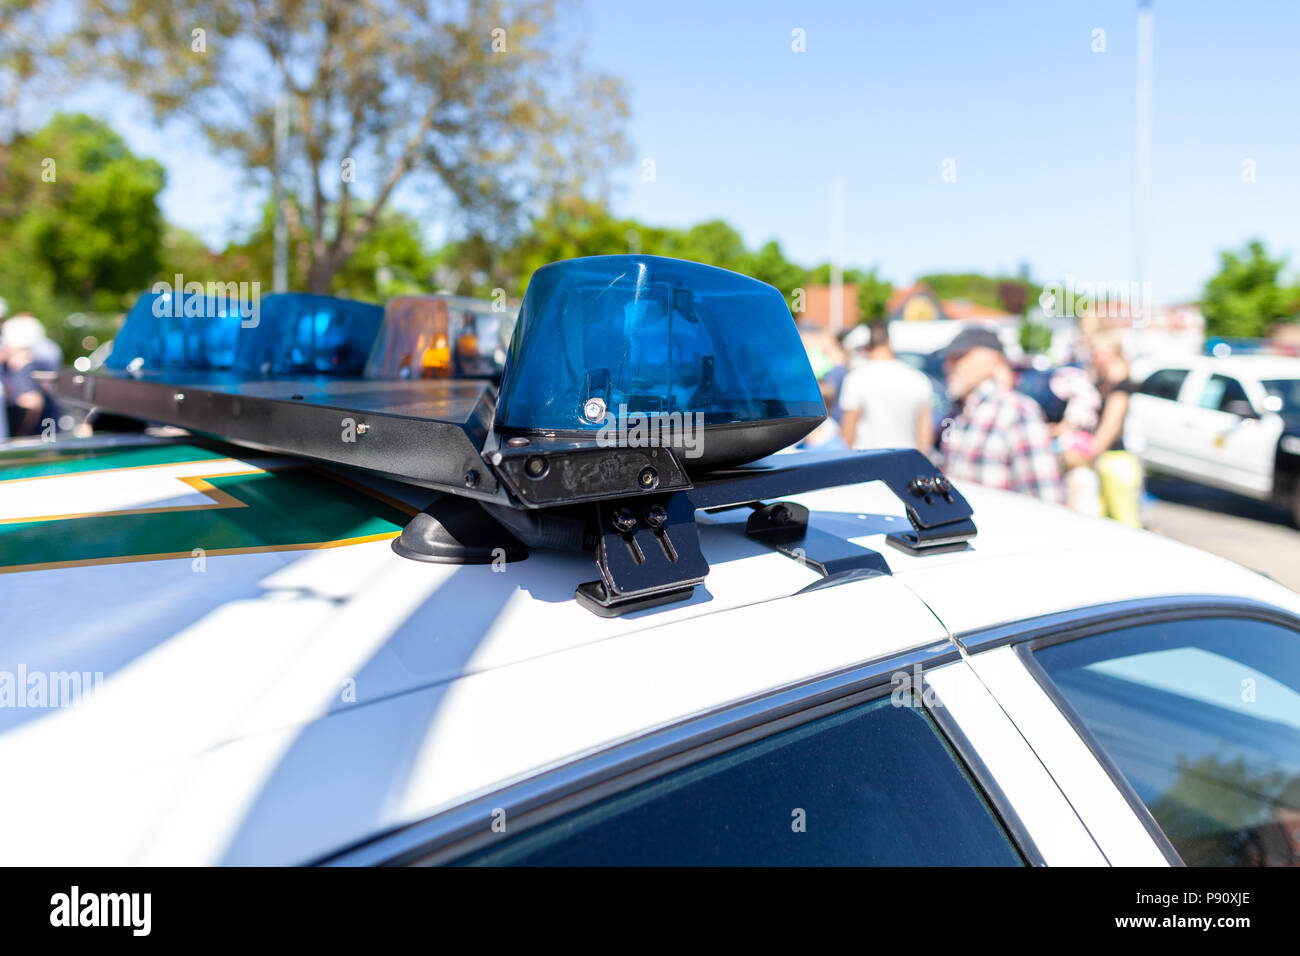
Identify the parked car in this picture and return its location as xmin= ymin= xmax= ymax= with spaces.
xmin=1128 ymin=355 xmax=1300 ymax=524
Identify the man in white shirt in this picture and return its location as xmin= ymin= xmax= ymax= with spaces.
xmin=838 ymin=323 xmax=935 ymax=452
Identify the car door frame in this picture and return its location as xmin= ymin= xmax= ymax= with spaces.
xmin=1129 ymin=364 xmax=1194 ymax=468
xmin=954 ymin=594 xmax=1300 ymax=867
xmin=1194 ymin=372 xmax=1282 ymax=496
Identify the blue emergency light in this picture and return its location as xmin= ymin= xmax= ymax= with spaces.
xmin=236 ymin=293 xmax=383 ymax=377
xmin=106 ymin=290 xmax=247 ymax=372
xmin=495 ymin=255 xmax=825 ymax=468
xmin=105 ymin=290 xmax=382 ymax=377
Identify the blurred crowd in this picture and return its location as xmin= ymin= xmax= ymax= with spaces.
xmin=799 ymin=322 xmax=1144 ymax=526
xmin=0 ymin=310 xmax=63 ymax=442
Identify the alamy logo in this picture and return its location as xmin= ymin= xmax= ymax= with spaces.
xmin=595 ymin=404 xmax=705 ymax=459
xmin=1038 ymin=275 xmax=1153 ymax=325
xmin=151 ymin=274 xmax=261 ymax=328
xmin=0 ymin=667 xmax=102 ymax=708
xmin=50 ymin=886 xmax=151 ymax=936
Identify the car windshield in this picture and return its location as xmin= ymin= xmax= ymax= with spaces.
xmin=1262 ymin=379 xmax=1300 ymax=415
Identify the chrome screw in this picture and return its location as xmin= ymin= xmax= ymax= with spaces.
xmin=908 ymin=476 xmax=935 ymax=497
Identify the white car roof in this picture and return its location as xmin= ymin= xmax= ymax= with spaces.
xmin=1137 ymin=354 xmax=1300 ymax=381
xmin=3 ymin=447 xmax=1299 ymax=864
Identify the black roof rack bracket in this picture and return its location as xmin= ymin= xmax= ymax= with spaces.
xmin=696 ymin=449 xmax=977 ymax=569
xmin=575 ymin=491 xmax=710 ymax=617
xmin=745 ymin=501 xmax=892 ymax=577
xmin=55 ymin=370 xmax=979 ymax=613
xmin=886 ymin=521 xmax=977 ymax=556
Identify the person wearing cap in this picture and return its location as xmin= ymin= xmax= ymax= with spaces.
xmin=837 ymin=323 xmax=935 ymax=452
xmin=939 ymin=327 xmax=1064 ymax=503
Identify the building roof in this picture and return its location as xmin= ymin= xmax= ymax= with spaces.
xmin=795 ymin=283 xmax=860 ymax=329
xmin=943 ymin=299 xmax=1018 ymax=322
xmin=886 ymin=282 xmax=932 ymax=314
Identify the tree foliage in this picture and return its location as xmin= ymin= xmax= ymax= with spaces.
xmin=439 ymin=198 xmax=809 ymax=308
xmin=208 ymin=197 xmax=434 ymax=302
xmin=1202 ymin=239 xmax=1300 ymax=339
xmin=73 ymin=0 xmax=629 ymax=292
xmin=918 ymin=272 xmax=1036 ymax=312
xmin=856 ymin=269 xmax=893 ymax=322
xmin=0 ymin=112 xmax=165 ymax=356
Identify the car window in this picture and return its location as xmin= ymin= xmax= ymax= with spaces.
xmin=454 ymin=695 xmax=1023 ymax=866
xmin=1197 ymin=374 xmax=1249 ymax=412
xmin=1262 ymin=379 xmax=1300 ymax=416
xmin=1034 ymin=616 xmax=1300 ymax=866
xmin=1139 ymin=368 xmax=1190 ymax=402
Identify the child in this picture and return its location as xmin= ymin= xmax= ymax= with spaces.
xmin=1049 ymin=366 xmax=1103 ymax=516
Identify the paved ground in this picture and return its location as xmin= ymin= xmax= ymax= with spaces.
xmin=1142 ymin=477 xmax=1300 ymax=593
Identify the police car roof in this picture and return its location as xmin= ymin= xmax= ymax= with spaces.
xmin=1141 ymin=354 xmax=1300 ymax=379
xmin=4 ymin=439 xmax=1298 ymax=865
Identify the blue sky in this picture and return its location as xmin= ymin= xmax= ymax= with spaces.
xmin=51 ymin=0 xmax=1300 ymax=303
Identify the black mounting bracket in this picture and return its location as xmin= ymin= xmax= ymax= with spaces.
xmin=575 ymin=491 xmax=710 ymax=617
xmin=57 ymin=369 xmax=980 ymax=619
xmin=706 ymin=448 xmax=976 ymax=585
xmin=745 ymin=500 xmax=892 ymax=577
xmin=567 ymin=449 xmax=975 ymax=615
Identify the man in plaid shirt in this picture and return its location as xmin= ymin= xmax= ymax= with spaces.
xmin=938 ymin=328 xmax=1064 ymax=504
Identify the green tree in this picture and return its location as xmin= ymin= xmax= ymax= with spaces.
xmin=1202 ymin=239 xmax=1299 ymax=339
xmin=0 ymin=0 xmax=50 ymax=198
xmin=1019 ymin=318 xmax=1052 ymax=355
xmin=918 ymin=272 xmax=1036 ymax=312
xmin=671 ymin=220 xmax=748 ymax=273
xmin=218 ymin=199 xmax=436 ymax=302
xmin=333 ymin=214 xmax=437 ymax=301
xmin=803 ymin=263 xmax=870 ymax=287
xmin=446 ymin=200 xmax=810 ymax=307
xmin=743 ymin=240 xmax=804 ymax=302
xmin=856 ymin=268 xmax=893 ymax=322
xmin=3 ymin=113 xmax=164 ymax=305
xmin=158 ymin=225 xmax=224 ymax=282
xmin=0 ymin=113 xmax=165 ymax=355
xmin=72 ymin=0 xmax=629 ymax=293
xmin=498 ymin=198 xmax=672 ymax=297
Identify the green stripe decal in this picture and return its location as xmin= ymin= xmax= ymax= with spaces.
xmin=0 ymin=443 xmax=233 ymax=481
xmin=0 ymin=468 xmax=411 ymax=570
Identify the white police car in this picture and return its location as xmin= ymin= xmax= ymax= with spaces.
xmin=1129 ymin=354 xmax=1300 ymax=525
xmin=3 ymin=256 xmax=1299 ymax=867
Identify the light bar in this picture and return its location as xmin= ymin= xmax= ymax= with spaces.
xmin=105 ymin=290 xmax=383 ymax=378
xmin=237 ymin=293 xmax=383 ymax=377
xmin=55 ymin=255 xmax=976 ymax=618
xmin=494 ymin=255 xmax=825 ymax=468
xmin=363 ymin=295 xmax=517 ymax=381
